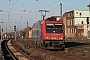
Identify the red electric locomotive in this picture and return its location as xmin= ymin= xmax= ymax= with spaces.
xmin=32 ymin=17 xmax=65 ymax=50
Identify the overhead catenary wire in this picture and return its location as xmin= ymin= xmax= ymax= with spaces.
xmin=44 ymin=0 xmax=61 ymax=9
xmin=9 ymin=0 xmax=18 ymax=13
xmin=9 ymin=0 xmax=62 ymax=24
xmin=8 ymin=0 xmax=63 ymax=31
xmin=7 ymin=0 xmax=12 ymax=32
xmin=44 ymin=0 xmax=63 ymax=12
xmin=7 ymin=0 xmax=18 ymax=32
xmin=22 ymin=0 xmax=43 ymax=19
xmin=21 ymin=0 xmax=43 ymax=28
xmin=26 ymin=0 xmax=62 ymax=21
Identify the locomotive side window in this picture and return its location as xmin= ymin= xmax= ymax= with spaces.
xmin=46 ymin=24 xmax=62 ymax=33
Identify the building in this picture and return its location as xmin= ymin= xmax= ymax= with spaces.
xmin=63 ymin=10 xmax=90 ymax=38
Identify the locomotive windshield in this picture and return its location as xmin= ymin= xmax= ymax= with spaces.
xmin=46 ymin=24 xmax=62 ymax=33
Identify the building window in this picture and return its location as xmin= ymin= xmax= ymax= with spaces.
xmin=66 ymin=28 xmax=68 ymax=33
xmin=68 ymin=28 xmax=70 ymax=33
xmin=81 ymin=21 xmax=83 ymax=24
xmin=71 ymin=20 xmax=72 ymax=25
xmin=67 ymin=20 xmax=70 ymax=26
xmin=72 ymin=28 xmax=73 ymax=33
xmin=73 ymin=28 xmax=74 ymax=33
xmin=75 ymin=29 xmax=76 ymax=33
xmin=68 ymin=13 xmax=70 ymax=17
xmin=71 ymin=28 xmax=72 ymax=33
xmin=80 ymin=13 xmax=82 ymax=16
xmin=76 ymin=12 xmax=78 ymax=14
xmin=72 ymin=20 xmax=73 ymax=25
xmin=71 ymin=19 xmax=73 ymax=25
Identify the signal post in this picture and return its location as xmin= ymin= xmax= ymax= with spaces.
xmin=87 ymin=4 xmax=90 ymax=39
xmin=14 ymin=25 xmax=16 ymax=40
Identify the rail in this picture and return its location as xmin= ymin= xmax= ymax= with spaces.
xmin=11 ymin=40 xmax=35 ymax=60
xmin=1 ymin=40 xmax=18 ymax=60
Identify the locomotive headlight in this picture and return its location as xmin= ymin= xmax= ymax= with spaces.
xmin=59 ymin=38 xmax=62 ymax=39
xmin=61 ymin=38 xmax=62 ymax=39
xmin=46 ymin=37 xmax=49 ymax=39
xmin=54 ymin=38 xmax=56 ymax=39
xmin=47 ymin=37 xmax=48 ymax=39
xmin=51 ymin=37 xmax=53 ymax=39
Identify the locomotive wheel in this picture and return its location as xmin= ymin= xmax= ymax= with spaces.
xmin=61 ymin=47 xmax=64 ymax=51
xmin=42 ymin=44 xmax=47 ymax=49
xmin=32 ymin=41 xmax=37 ymax=46
xmin=37 ymin=42 xmax=42 ymax=48
xmin=36 ymin=41 xmax=39 ymax=47
xmin=32 ymin=41 xmax=34 ymax=45
xmin=39 ymin=43 xmax=43 ymax=48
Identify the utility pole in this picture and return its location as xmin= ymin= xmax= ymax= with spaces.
xmin=87 ymin=3 xmax=90 ymax=11
xmin=14 ymin=25 xmax=16 ymax=40
xmin=0 ymin=22 xmax=4 ymax=41
xmin=5 ymin=24 xmax=7 ymax=39
xmin=60 ymin=3 xmax=62 ymax=16
xmin=27 ymin=20 xmax=28 ymax=27
xmin=87 ymin=4 xmax=90 ymax=38
xmin=21 ymin=14 xmax=22 ymax=30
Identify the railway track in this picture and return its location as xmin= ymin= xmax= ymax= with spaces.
xmin=1 ymin=40 xmax=18 ymax=60
xmin=13 ymin=39 xmax=90 ymax=60
xmin=1 ymin=39 xmax=39 ymax=60
xmin=11 ymin=39 xmax=41 ymax=60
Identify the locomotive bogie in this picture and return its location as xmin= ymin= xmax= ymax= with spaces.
xmin=42 ymin=40 xmax=65 ymax=49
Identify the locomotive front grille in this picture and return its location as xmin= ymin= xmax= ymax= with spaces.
xmin=44 ymin=40 xmax=64 ymax=46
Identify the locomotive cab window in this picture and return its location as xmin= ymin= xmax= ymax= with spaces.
xmin=46 ymin=24 xmax=62 ymax=33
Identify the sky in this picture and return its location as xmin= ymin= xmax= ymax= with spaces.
xmin=0 ymin=0 xmax=90 ymax=33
